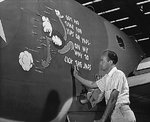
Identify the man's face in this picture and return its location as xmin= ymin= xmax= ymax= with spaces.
xmin=99 ymin=54 xmax=110 ymax=71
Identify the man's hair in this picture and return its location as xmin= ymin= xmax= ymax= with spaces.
xmin=103 ymin=50 xmax=118 ymax=64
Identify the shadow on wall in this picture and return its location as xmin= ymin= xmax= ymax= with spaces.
xmin=41 ymin=90 xmax=60 ymax=122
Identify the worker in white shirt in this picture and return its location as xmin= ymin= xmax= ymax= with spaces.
xmin=73 ymin=50 xmax=136 ymax=122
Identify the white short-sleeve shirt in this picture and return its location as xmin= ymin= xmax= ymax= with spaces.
xmin=96 ymin=67 xmax=130 ymax=105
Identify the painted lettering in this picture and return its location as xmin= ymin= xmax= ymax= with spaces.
xmin=75 ymin=33 xmax=80 ymax=41
xmin=84 ymin=54 xmax=89 ymax=60
xmin=65 ymin=15 xmax=73 ymax=22
xmin=74 ymin=43 xmax=80 ymax=50
xmin=74 ymin=50 xmax=82 ymax=59
xmin=64 ymin=56 xmax=73 ymax=64
xmin=74 ymin=19 xmax=79 ymax=25
xmin=83 ymin=63 xmax=91 ymax=70
xmin=64 ymin=21 xmax=74 ymax=30
xmin=81 ymin=37 xmax=90 ymax=45
xmin=82 ymin=46 xmax=88 ymax=53
xmin=75 ymin=60 xmax=82 ymax=68
xmin=66 ymin=28 xmax=74 ymax=37
xmin=75 ymin=27 xmax=82 ymax=34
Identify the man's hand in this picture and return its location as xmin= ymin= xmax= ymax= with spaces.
xmin=73 ymin=66 xmax=78 ymax=78
xmin=73 ymin=65 xmax=97 ymax=89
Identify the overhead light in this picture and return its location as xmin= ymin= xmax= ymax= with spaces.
xmin=120 ymin=25 xmax=137 ymax=30
xmin=144 ymin=11 xmax=150 ymax=15
xmin=124 ymin=25 xmax=137 ymax=29
xmin=94 ymin=0 xmax=102 ymax=3
xmin=116 ymin=17 xmax=129 ymax=22
xmin=82 ymin=1 xmax=93 ymax=6
xmin=98 ymin=7 xmax=120 ymax=15
xmin=136 ymin=0 xmax=150 ymax=5
xmin=110 ymin=20 xmax=116 ymax=23
xmin=120 ymin=28 xmax=123 ymax=30
xmin=138 ymin=37 xmax=149 ymax=41
xmin=0 ymin=0 xmax=5 ymax=2
xmin=82 ymin=0 xmax=102 ymax=6
xmin=110 ymin=17 xmax=129 ymax=23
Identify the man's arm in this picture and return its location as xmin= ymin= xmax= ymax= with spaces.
xmin=73 ymin=66 xmax=98 ymax=89
xmin=100 ymin=89 xmax=119 ymax=122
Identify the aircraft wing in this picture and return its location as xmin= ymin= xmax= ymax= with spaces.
xmin=128 ymin=72 xmax=150 ymax=87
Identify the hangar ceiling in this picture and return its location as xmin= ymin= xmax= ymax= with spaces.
xmin=75 ymin=0 xmax=150 ymax=57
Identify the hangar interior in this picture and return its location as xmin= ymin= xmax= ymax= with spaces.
xmin=74 ymin=1 xmax=150 ymax=121
xmin=75 ymin=0 xmax=150 ymax=57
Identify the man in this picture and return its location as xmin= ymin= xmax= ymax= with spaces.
xmin=73 ymin=50 xmax=136 ymax=122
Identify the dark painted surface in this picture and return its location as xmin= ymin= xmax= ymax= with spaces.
xmin=0 ymin=0 xmax=145 ymax=121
